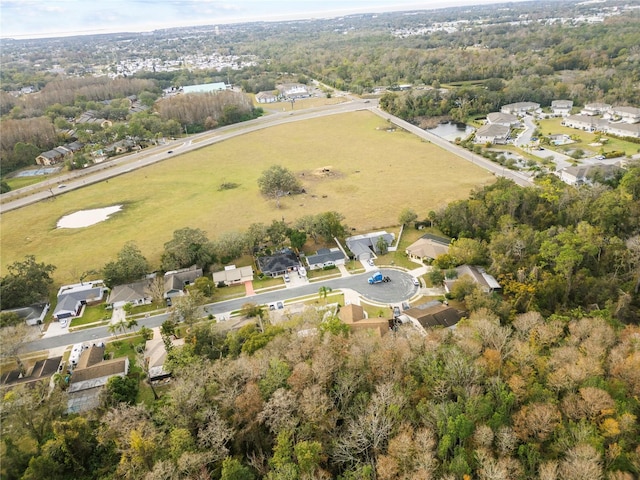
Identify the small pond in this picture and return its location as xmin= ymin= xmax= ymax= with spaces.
xmin=427 ymin=122 xmax=475 ymax=141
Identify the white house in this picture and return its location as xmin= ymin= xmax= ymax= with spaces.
xmin=581 ymin=102 xmax=611 ymax=116
xmin=486 ymin=112 xmax=520 ymax=127
xmin=181 ymin=82 xmax=228 ymax=94
xmin=603 ymin=122 xmax=640 ymax=138
xmin=609 ymin=106 xmax=640 ymax=124
xmin=500 ymin=102 xmax=540 ymax=115
xmin=559 ymin=162 xmax=623 ymax=186
xmin=562 ymin=114 xmax=604 ymax=132
xmin=475 ymin=124 xmax=510 ymax=144
xmin=551 ymin=100 xmax=573 ymax=116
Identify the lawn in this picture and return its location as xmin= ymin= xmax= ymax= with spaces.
xmin=375 ymin=226 xmax=443 ymax=270
xmin=5 ymin=175 xmax=47 ymax=191
xmin=0 ymin=110 xmax=495 ymax=284
xmin=69 ymin=303 xmax=112 ymax=328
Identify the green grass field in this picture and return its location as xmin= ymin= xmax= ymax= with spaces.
xmin=0 ymin=110 xmax=495 ymax=283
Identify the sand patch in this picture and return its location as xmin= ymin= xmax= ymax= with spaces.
xmin=57 ymin=205 xmax=122 ymax=229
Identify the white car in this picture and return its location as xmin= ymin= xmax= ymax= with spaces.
xmin=284 ymin=273 xmax=290 ymax=282
xmin=413 ymin=278 xmax=420 ymax=287
xmin=368 ymin=259 xmax=375 ymax=266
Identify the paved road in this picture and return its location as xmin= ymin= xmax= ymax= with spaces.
xmin=22 ymin=268 xmax=417 ymax=353
xmin=371 ymin=109 xmax=534 ymax=187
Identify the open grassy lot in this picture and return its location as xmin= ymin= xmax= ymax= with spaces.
xmin=0 ymin=110 xmax=494 ymax=284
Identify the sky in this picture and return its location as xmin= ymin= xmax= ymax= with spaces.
xmin=0 ymin=0 xmax=517 ymax=39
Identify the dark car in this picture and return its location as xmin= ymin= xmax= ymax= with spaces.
xmin=166 ymin=297 xmax=172 ymax=307
xmin=392 ymin=306 xmax=401 ymax=318
xmin=167 ymin=150 xmax=173 ymax=154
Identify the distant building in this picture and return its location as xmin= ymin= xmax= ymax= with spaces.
xmin=608 ymin=106 xmax=640 ymax=124
xmin=53 ymin=285 xmax=105 ymax=321
xmin=551 ymin=100 xmax=573 ymax=117
xmin=255 ymin=91 xmax=278 ymax=103
xmin=581 ymin=102 xmax=611 ymax=116
xmin=181 ymin=82 xmax=228 ymax=94
xmin=500 ymin=102 xmax=540 ymax=115
xmin=276 ymin=83 xmax=309 ymax=99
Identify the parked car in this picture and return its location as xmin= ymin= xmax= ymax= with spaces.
xmin=284 ymin=273 xmax=290 ymax=282
xmin=413 ymin=277 xmax=420 ymax=287
xmin=368 ymin=259 xmax=375 ymax=266
xmin=392 ymin=306 xmax=401 ymax=317
xmin=166 ymin=297 xmax=172 ymax=307
xmin=277 ymin=301 xmax=284 ymax=309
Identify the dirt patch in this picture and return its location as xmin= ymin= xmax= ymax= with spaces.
xmin=299 ymin=166 xmax=345 ymax=182
xmin=416 ymin=115 xmax=452 ymax=129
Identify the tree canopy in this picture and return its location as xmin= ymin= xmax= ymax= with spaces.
xmin=102 ymin=242 xmax=149 ymax=288
xmin=257 ymin=165 xmax=302 ymax=208
xmin=0 ymin=255 xmax=55 ymax=309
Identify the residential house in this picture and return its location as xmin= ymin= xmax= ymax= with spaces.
xmin=255 ymin=91 xmax=278 ymax=103
xmin=474 ymin=123 xmax=510 ymax=144
xmin=212 ymin=265 xmax=254 ymax=286
xmin=603 ymin=122 xmax=640 ymax=138
xmin=346 ymin=231 xmax=395 ymax=261
xmin=562 ymin=114 xmax=606 ymax=132
xmin=305 ymin=248 xmax=347 ymax=270
xmin=405 ymin=234 xmax=450 ymax=263
xmin=339 ymin=304 xmax=389 ymax=337
xmin=144 ymin=332 xmax=185 ymax=381
xmin=2 ymin=302 xmax=49 ymax=326
xmin=404 ymin=301 xmax=465 ymax=331
xmin=581 ymin=102 xmax=611 ymax=116
xmin=164 ymin=266 xmax=203 ymax=298
xmin=35 ymin=149 xmax=65 ymax=166
xmin=1 ymin=356 xmax=62 ymax=388
xmin=181 ymin=82 xmax=228 ymax=94
xmin=53 ymin=285 xmax=105 ymax=320
xmin=257 ymin=249 xmax=300 ymax=277
xmin=444 ymin=265 xmax=501 ymax=294
xmin=67 ymin=345 xmax=129 ymax=413
xmin=486 ymin=112 xmax=519 ymax=127
xmin=500 ymin=102 xmax=540 ymax=115
xmin=609 ymin=106 xmax=640 ymax=123
xmin=107 ymin=278 xmax=154 ymax=308
xmin=551 ymin=100 xmax=573 ymax=116
xmin=559 ymin=162 xmax=622 ymax=186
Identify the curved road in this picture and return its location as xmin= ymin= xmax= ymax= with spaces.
xmin=23 ymin=268 xmax=417 ymax=353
